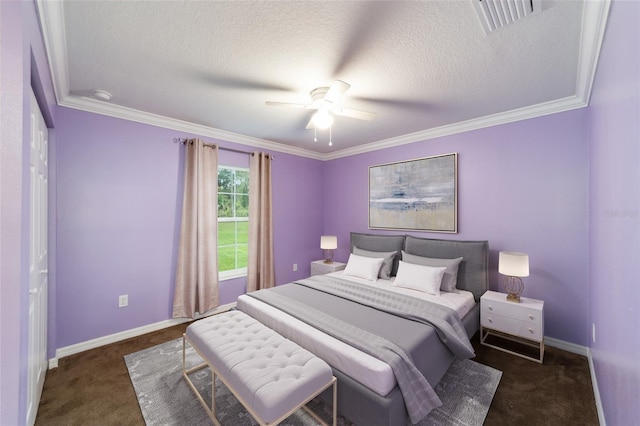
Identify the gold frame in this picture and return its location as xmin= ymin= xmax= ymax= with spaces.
xmin=182 ymin=334 xmax=338 ymax=426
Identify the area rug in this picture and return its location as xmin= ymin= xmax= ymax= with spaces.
xmin=125 ymin=338 xmax=501 ymax=426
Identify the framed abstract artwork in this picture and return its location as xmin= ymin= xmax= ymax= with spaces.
xmin=369 ymin=153 xmax=458 ymax=233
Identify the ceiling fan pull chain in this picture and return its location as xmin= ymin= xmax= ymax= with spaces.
xmin=329 ymin=125 xmax=333 ymax=146
xmin=314 ymin=126 xmax=317 ymax=142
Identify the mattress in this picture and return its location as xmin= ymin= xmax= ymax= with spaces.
xmin=236 ymin=273 xmax=475 ymax=396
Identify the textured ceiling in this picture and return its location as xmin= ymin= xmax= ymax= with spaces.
xmin=37 ymin=0 xmax=609 ymax=158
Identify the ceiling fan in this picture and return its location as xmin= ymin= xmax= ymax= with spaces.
xmin=265 ymin=80 xmax=376 ymax=132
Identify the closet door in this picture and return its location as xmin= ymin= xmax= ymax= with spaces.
xmin=27 ymin=89 xmax=48 ymax=426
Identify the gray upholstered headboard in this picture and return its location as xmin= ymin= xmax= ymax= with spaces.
xmin=350 ymin=232 xmax=489 ymax=301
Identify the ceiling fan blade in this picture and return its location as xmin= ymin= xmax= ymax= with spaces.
xmin=197 ymin=73 xmax=293 ymax=92
xmin=324 ymin=80 xmax=350 ymax=103
xmin=354 ymin=96 xmax=433 ymax=110
xmin=305 ymin=116 xmax=315 ymax=130
xmin=265 ymin=101 xmax=311 ymax=109
xmin=333 ymin=107 xmax=376 ymax=121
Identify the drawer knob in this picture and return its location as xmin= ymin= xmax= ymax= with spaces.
xmin=528 ymin=314 xmax=534 ymax=320
xmin=488 ymin=318 xmax=493 ymax=323
xmin=488 ymin=306 xmax=493 ymax=311
xmin=528 ymin=328 xmax=534 ymax=334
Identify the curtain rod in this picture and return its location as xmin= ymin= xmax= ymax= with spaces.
xmin=173 ymin=137 xmax=274 ymax=159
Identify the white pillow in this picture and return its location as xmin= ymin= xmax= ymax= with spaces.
xmin=353 ymin=246 xmax=397 ymax=279
xmin=343 ymin=253 xmax=385 ymax=281
xmin=393 ymin=261 xmax=447 ymax=296
xmin=401 ymin=251 xmax=463 ymax=292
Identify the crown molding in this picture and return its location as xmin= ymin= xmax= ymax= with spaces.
xmin=323 ymin=95 xmax=586 ymax=160
xmin=60 ymin=96 xmax=324 ymax=160
xmin=37 ymin=0 xmax=610 ymax=163
xmin=575 ymin=0 xmax=611 ymax=105
xmin=35 ymin=0 xmax=69 ymax=104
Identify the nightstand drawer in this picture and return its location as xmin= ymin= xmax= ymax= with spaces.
xmin=481 ymin=302 xmax=542 ymax=325
xmin=481 ymin=312 xmax=543 ymax=341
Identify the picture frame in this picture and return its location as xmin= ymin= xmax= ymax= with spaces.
xmin=369 ymin=153 xmax=458 ymax=233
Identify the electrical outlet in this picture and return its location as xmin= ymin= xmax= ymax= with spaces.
xmin=592 ymin=323 xmax=596 ymax=343
xmin=293 ymin=263 xmax=298 ymax=272
xmin=119 ymin=294 xmax=128 ymax=308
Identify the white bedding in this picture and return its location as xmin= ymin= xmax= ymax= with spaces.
xmin=236 ymin=272 xmax=476 ymax=396
xmin=328 ymin=271 xmax=477 ymax=320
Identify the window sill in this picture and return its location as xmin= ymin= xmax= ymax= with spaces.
xmin=219 ymin=270 xmax=247 ymax=281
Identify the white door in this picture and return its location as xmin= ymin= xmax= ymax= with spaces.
xmin=27 ymin=89 xmax=48 ymax=426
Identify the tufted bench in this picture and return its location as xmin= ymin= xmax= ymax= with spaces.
xmin=182 ymin=310 xmax=337 ymax=426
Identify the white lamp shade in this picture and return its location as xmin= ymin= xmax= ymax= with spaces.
xmin=320 ymin=235 xmax=337 ymax=250
xmin=498 ymin=251 xmax=529 ymax=277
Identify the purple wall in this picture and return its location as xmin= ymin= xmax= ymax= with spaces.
xmin=52 ymin=89 xmax=595 ymax=350
xmin=271 ymin=151 xmax=326 ymax=282
xmin=324 ymin=110 xmax=590 ymax=345
xmin=54 ymin=107 xmax=324 ymax=347
xmin=0 ymin=4 xmax=25 ymax=424
xmin=7 ymin=1 xmax=638 ymax=424
xmin=0 ymin=1 xmax=57 ymax=424
xmin=588 ymin=1 xmax=640 ymax=424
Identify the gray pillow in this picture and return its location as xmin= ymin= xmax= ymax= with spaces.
xmin=401 ymin=251 xmax=463 ymax=292
xmin=353 ymin=247 xmax=397 ymax=279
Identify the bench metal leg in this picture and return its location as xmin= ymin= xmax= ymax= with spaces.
xmin=300 ymin=377 xmax=337 ymax=426
xmin=182 ymin=334 xmax=221 ymax=426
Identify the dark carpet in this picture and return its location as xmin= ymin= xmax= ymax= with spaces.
xmin=36 ymin=324 xmax=599 ymax=426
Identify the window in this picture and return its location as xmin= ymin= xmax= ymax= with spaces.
xmin=218 ymin=166 xmax=249 ymax=279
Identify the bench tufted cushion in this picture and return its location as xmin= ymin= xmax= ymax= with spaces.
xmin=186 ymin=310 xmax=333 ymax=424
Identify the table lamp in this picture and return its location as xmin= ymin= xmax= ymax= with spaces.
xmin=320 ymin=235 xmax=337 ymax=264
xmin=498 ymin=251 xmax=529 ymax=303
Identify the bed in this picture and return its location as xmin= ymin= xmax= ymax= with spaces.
xmin=236 ymin=232 xmax=489 ymax=425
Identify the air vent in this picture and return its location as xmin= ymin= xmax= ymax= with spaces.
xmin=473 ymin=0 xmax=539 ymax=34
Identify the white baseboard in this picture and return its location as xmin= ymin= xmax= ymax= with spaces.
xmin=48 ymin=302 xmax=235 ymax=369
xmin=587 ymin=347 xmax=606 ymax=426
xmin=545 ymin=335 xmax=589 ymax=356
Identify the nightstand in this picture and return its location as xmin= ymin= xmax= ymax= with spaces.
xmin=310 ymin=260 xmax=346 ymax=276
xmin=480 ymin=290 xmax=545 ymax=363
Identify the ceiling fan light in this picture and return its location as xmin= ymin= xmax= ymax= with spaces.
xmin=312 ymin=110 xmax=333 ymax=129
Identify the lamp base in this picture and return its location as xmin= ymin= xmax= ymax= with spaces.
xmin=506 ymin=293 xmax=521 ymax=303
xmin=503 ymin=276 xmax=524 ymax=303
xmin=323 ymin=249 xmax=334 ymax=264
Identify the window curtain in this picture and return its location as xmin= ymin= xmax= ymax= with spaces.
xmin=247 ymin=152 xmax=275 ymax=292
xmin=172 ymin=139 xmax=219 ymax=318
